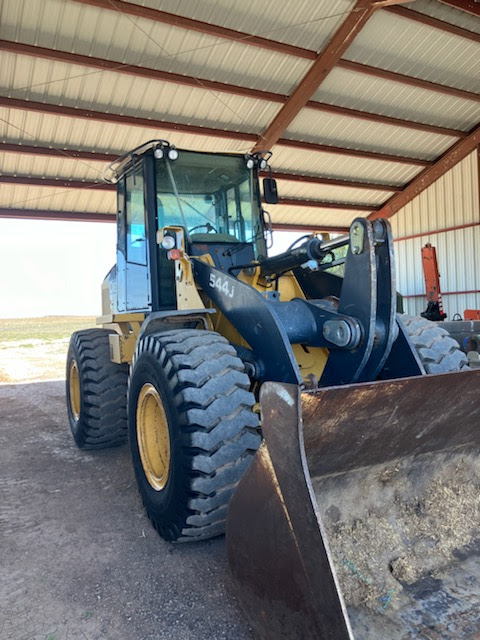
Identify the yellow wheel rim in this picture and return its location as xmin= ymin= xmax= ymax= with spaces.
xmin=69 ymin=359 xmax=81 ymax=420
xmin=136 ymin=383 xmax=171 ymax=491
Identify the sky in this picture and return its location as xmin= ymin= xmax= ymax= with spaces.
xmin=0 ymin=218 xmax=305 ymax=318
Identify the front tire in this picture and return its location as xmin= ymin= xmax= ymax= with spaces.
xmin=128 ymin=329 xmax=260 ymax=542
xmin=66 ymin=329 xmax=129 ymax=449
xmin=401 ymin=315 xmax=468 ymax=373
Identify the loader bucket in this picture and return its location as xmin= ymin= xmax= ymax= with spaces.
xmin=227 ymin=371 xmax=480 ymax=639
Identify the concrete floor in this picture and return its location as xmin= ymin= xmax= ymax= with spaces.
xmin=0 ymin=381 xmax=253 ymax=640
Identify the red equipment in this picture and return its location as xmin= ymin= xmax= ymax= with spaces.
xmin=421 ymin=242 xmax=447 ymax=321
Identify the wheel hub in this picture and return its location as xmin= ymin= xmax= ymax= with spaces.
xmin=136 ymin=383 xmax=171 ymax=491
xmin=69 ymin=359 xmax=81 ymax=420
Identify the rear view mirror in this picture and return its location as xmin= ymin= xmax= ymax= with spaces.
xmin=263 ymin=177 xmax=278 ymax=204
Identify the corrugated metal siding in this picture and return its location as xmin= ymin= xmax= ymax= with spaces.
xmin=392 ymin=151 xmax=480 ymax=318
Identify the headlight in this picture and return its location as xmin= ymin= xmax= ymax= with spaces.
xmin=161 ymin=235 xmax=176 ymax=250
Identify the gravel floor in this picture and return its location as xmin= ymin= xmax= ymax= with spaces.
xmin=0 ymin=380 xmax=253 ymax=640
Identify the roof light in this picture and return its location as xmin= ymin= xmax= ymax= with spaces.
xmin=259 ymin=158 xmax=268 ymax=170
xmin=246 ymin=157 xmax=255 ymax=169
xmin=154 ymin=147 xmax=164 ymax=159
xmin=168 ymin=148 xmax=179 ymax=160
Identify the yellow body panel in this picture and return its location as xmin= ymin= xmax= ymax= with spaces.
xmin=109 ymin=333 xmax=137 ymax=364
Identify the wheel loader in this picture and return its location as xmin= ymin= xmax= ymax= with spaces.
xmin=66 ymin=140 xmax=480 ymax=639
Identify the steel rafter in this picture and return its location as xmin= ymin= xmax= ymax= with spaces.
xmin=0 ymin=97 xmax=431 ymax=166
xmin=0 ymin=40 xmax=466 ymax=140
xmin=385 ymin=5 xmax=480 ymax=42
xmin=369 ymin=125 xmax=480 ymax=220
xmin=0 ymin=175 xmax=379 ymax=211
xmin=0 ymin=207 xmax=350 ymax=233
xmin=438 ymin=0 xmax=480 ymax=17
xmin=251 ymin=0 xmax=377 ymax=152
xmin=337 ymin=60 xmax=479 ymax=103
xmin=0 ymin=141 xmax=400 ymax=192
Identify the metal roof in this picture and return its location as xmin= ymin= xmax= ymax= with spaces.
xmin=0 ymin=0 xmax=479 ymax=231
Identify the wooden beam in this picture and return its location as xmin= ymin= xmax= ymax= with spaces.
xmin=384 ymin=5 xmax=480 ymax=42
xmin=1 ymin=40 xmax=465 ymax=139
xmin=251 ymin=0 xmax=377 ymax=152
xmin=0 ymin=98 xmax=432 ymax=166
xmin=438 ymin=0 xmax=480 ymax=17
xmin=0 ymin=208 xmax=116 ymax=222
xmin=338 ymin=59 xmax=480 ymax=102
xmin=369 ymin=125 xmax=480 ymax=220
xmin=70 ymin=0 xmax=317 ymax=60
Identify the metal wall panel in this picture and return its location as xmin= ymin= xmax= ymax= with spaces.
xmin=392 ymin=151 xmax=480 ymax=319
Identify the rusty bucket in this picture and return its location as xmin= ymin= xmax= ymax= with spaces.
xmin=227 ymin=370 xmax=480 ymax=639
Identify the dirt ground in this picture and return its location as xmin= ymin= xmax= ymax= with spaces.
xmin=0 ymin=318 xmax=253 ymax=640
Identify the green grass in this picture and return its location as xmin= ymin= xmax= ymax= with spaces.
xmin=0 ymin=316 xmax=96 ymax=343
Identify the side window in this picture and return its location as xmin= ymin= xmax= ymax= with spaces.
xmin=117 ymin=178 xmax=126 ymax=256
xmin=126 ymin=167 xmax=146 ymax=265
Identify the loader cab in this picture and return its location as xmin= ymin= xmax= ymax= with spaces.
xmin=113 ymin=144 xmax=269 ymax=314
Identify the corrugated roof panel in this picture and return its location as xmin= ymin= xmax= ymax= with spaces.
xmin=275 ymin=179 xmax=389 ymax=206
xmin=344 ymin=9 xmax=480 ymax=92
xmin=286 ymin=109 xmax=456 ymax=159
xmin=0 ymin=0 xmax=311 ymax=95
xmin=132 ymin=0 xmax=355 ymax=52
xmin=269 ymin=204 xmax=367 ymax=229
xmin=0 ymin=107 xmax=255 ymax=155
xmin=404 ymin=0 xmax=480 ymax=37
xmin=271 ymin=145 xmax=422 ymax=185
xmin=0 ymin=183 xmax=115 ymax=213
xmin=314 ymin=68 xmax=479 ymax=131
xmin=1 ymin=53 xmax=281 ymax=134
xmin=390 ymin=151 xmax=479 ymax=238
xmin=0 ymin=153 xmax=106 ymax=182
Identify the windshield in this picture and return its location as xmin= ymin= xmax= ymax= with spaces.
xmin=155 ymin=150 xmax=266 ymax=257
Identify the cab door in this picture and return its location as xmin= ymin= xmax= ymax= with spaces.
xmin=121 ymin=164 xmax=151 ymax=311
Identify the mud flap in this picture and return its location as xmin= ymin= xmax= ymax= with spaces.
xmin=227 ymin=370 xmax=480 ymax=639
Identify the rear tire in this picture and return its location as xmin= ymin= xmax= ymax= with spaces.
xmin=128 ymin=329 xmax=261 ymax=542
xmin=401 ymin=315 xmax=468 ymax=373
xmin=66 ymin=329 xmax=129 ymax=449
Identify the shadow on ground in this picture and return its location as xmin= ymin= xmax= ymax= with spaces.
xmin=0 ymin=381 xmax=253 ymax=640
